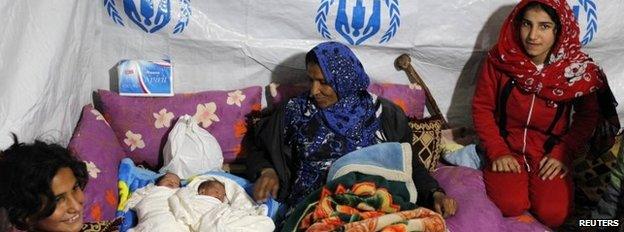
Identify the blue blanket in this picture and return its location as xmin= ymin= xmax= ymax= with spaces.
xmin=326 ymin=142 xmax=418 ymax=202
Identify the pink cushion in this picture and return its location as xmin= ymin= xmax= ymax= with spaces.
xmin=368 ymin=83 xmax=426 ymax=118
xmin=68 ymin=105 xmax=125 ymax=222
xmin=267 ymin=82 xmax=426 ymax=118
xmin=433 ymin=165 xmax=549 ymax=231
xmin=97 ymin=87 xmax=262 ymax=167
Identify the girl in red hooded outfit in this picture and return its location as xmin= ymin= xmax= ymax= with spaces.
xmin=473 ymin=0 xmax=618 ymax=228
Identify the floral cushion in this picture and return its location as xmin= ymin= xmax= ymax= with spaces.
xmin=97 ymin=87 xmax=262 ymax=167
xmin=68 ymin=105 xmax=125 ymax=222
xmin=267 ymin=82 xmax=426 ymax=118
xmin=367 ymin=83 xmax=426 ymax=118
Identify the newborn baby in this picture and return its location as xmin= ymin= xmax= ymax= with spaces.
xmin=198 ymin=180 xmax=226 ymax=202
xmin=126 ymin=172 xmax=190 ymax=232
xmin=156 ymin=172 xmax=181 ymax=188
xmin=169 ymin=175 xmax=275 ymax=232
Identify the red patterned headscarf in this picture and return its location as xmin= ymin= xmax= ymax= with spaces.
xmin=488 ymin=0 xmax=607 ymax=102
xmin=489 ymin=0 xmax=619 ymax=153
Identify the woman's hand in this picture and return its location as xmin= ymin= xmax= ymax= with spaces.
xmin=539 ymin=156 xmax=567 ymax=180
xmin=433 ymin=191 xmax=457 ymax=218
xmin=253 ymin=168 xmax=279 ymax=202
xmin=491 ymin=154 xmax=521 ymax=173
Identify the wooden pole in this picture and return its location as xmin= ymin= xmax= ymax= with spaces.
xmin=395 ymin=54 xmax=449 ymax=128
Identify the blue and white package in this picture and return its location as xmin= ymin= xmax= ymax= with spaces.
xmin=118 ymin=60 xmax=173 ymax=97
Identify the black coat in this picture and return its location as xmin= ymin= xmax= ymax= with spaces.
xmin=245 ymin=97 xmax=442 ymax=208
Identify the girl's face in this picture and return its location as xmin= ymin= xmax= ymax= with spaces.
xmin=35 ymin=167 xmax=85 ymax=232
xmin=307 ymin=63 xmax=338 ymax=109
xmin=519 ymin=7 xmax=557 ymax=65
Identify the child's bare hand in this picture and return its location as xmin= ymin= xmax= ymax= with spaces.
xmin=491 ymin=155 xmax=521 ymax=173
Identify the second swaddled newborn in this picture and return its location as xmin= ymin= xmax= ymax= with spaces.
xmin=169 ymin=175 xmax=275 ymax=232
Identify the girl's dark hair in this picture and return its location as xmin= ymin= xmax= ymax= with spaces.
xmin=305 ymin=50 xmax=319 ymax=65
xmin=516 ymin=1 xmax=561 ymax=33
xmin=0 ymin=134 xmax=88 ymax=230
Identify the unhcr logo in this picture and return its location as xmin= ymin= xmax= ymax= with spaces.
xmin=104 ymin=0 xmax=191 ymax=34
xmin=569 ymin=0 xmax=598 ymax=46
xmin=316 ymin=0 xmax=401 ymax=45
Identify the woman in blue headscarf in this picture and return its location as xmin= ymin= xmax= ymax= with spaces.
xmin=246 ymin=42 xmax=456 ymax=218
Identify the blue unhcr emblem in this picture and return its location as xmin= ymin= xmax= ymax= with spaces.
xmin=104 ymin=0 xmax=191 ymax=34
xmin=316 ymin=0 xmax=401 ymax=45
xmin=569 ymin=0 xmax=597 ymax=46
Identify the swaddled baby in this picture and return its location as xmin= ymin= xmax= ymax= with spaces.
xmin=198 ymin=180 xmax=226 ymax=202
xmin=125 ymin=172 xmax=190 ymax=232
xmin=169 ymin=175 xmax=275 ymax=232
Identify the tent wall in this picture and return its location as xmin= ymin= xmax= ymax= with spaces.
xmin=1 ymin=1 xmax=97 ymax=148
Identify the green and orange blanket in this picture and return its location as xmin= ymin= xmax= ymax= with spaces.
xmin=282 ymin=173 xmax=446 ymax=232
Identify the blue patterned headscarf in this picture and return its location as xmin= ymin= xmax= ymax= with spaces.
xmin=284 ymin=42 xmax=380 ymax=156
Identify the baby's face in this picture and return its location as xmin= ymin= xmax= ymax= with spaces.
xmin=156 ymin=173 xmax=181 ymax=189
xmin=199 ymin=181 xmax=226 ymax=202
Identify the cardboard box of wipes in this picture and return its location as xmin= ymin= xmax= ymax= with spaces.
xmin=118 ymin=60 xmax=173 ymax=97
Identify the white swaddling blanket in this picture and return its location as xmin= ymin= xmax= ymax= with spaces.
xmin=125 ymin=184 xmax=190 ymax=232
xmin=168 ymin=175 xmax=275 ymax=232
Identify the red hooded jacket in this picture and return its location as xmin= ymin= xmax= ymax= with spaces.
xmin=472 ymin=0 xmax=607 ymax=170
xmin=473 ymin=58 xmax=599 ymax=169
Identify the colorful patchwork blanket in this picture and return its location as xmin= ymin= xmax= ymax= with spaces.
xmin=327 ymin=142 xmax=418 ymax=202
xmin=282 ymin=143 xmax=447 ymax=232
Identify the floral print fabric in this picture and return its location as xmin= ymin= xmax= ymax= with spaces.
xmin=97 ymin=87 xmax=262 ymax=166
xmin=69 ymin=105 xmax=126 ymax=221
